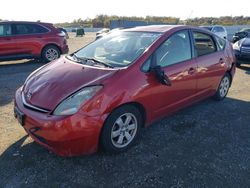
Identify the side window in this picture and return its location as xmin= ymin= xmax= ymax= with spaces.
xmin=30 ymin=24 xmax=49 ymax=33
xmin=13 ymin=24 xmax=49 ymax=35
xmin=193 ymin=32 xmax=217 ymax=57
xmin=215 ymin=36 xmax=226 ymax=51
xmin=154 ymin=30 xmax=192 ymax=67
xmin=14 ymin=24 xmax=29 ymax=35
xmin=0 ymin=24 xmax=11 ymax=36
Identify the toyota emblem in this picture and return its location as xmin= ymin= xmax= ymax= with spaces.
xmin=26 ymin=91 xmax=33 ymax=100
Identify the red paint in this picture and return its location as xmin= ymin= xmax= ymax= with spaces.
xmin=0 ymin=21 xmax=68 ymax=59
xmin=14 ymin=25 xmax=236 ymax=156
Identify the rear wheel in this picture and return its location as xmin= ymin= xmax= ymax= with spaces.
xmin=100 ymin=105 xmax=142 ymax=153
xmin=213 ymin=73 xmax=231 ymax=101
xmin=42 ymin=45 xmax=60 ymax=62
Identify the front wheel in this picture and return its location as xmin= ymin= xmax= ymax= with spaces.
xmin=100 ymin=105 xmax=142 ymax=153
xmin=213 ymin=73 xmax=231 ymax=101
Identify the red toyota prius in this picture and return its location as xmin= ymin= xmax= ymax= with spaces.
xmin=14 ymin=25 xmax=236 ymax=156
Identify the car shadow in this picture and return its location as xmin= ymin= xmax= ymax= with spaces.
xmin=0 ymin=59 xmax=43 ymax=107
xmin=0 ymin=59 xmax=42 ymax=72
xmin=1 ymin=97 xmax=250 ymax=187
xmin=237 ymin=64 xmax=250 ymax=75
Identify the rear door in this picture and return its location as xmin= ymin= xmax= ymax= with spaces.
xmin=0 ymin=23 xmax=14 ymax=56
xmin=11 ymin=23 xmax=49 ymax=55
xmin=142 ymin=30 xmax=198 ymax=118
xmin=191 ymin=30 xmax=227 ymax=97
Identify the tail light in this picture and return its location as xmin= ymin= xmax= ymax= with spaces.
xmin=57 ymin=31 xmax=66 ymax=37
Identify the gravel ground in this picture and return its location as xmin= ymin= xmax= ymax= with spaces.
xmin=0 ymin=33 xmax=250 ymax=187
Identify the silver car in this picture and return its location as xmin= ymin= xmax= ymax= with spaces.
xmin=201 ymin=25 xmax=227 ymax=39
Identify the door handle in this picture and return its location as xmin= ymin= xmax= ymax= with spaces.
xmin=188 ymin=67 xmax=196 ymax=75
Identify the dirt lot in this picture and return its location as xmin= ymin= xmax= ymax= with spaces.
xmin=0 ymin=32 xmax=250 ymax=187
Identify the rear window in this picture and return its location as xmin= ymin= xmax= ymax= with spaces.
xmin=13 ymin=23 xmax=49 ymax=35
xmin=0 ymin=24 xmax=11 ymax=36
xmin=193 ymin=32 xmax=217 ymax=57
xmin=213 ymin=27 xmax=225 ymax=32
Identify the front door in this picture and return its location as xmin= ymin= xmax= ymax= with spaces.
xmin=0 ymin=23 xmax=15 ymax=57
xmin=143 ymin=30 xmax=198 ymax=119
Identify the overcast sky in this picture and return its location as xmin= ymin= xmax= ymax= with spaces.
xmin=1 ymin=0 xmax=249 ymax=23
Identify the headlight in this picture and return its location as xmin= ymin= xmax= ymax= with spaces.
xmin=53 ymin=85 xmax=103 ymax=115
xmin=233 ymin=41 xmax=240 ymax=50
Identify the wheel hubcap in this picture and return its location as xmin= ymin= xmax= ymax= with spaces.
xmin=111 ymin=113 xmax=137 ymax=148
xmin=45 ymin=48 xmax=59 ymax=61
xmin=219 ymin=76 xmax=230 ymax=98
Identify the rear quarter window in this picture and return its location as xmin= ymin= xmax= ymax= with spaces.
xmin=30 ymin=24 xmax=49 ymax=33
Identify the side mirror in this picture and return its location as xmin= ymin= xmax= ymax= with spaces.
xmin=150 ymin=66 xmax=171 ymax=86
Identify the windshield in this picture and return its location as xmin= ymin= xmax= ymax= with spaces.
xmin=240 ymin=28 xmax=250 ymax=32
xmin=74 ymin=31 xmax=161 ymax=67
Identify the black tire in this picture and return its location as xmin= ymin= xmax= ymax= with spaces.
xmin=100 ymin=105 xmax=142 ymax=153
xmin=41 ymin=45 xmax=60 ymax=63
xmin=213 ymin=73 xmax=231 ymax=101
xmin=236 ymin=61 xmax=241 ymax=68
xmin=34 ymin=57 xmax=42 ymax=63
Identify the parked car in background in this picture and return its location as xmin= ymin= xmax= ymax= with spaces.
xmin=95 ymin=28 xmax=123 ymax=40
xmin=201 ymin=25 xmax=227 ymax=39
xmin=232 ymin=28 xmax=250 ymax=43
xmin=233 ymin=37 xmax=250 ymax=67
xmin=14 ymin=25 xmax=236 ymax=156
xmin=76 ymin=28 xmax=85 ymax=37
xmin=0 ymin=21 xmax=69 ymax=62
xmin=96 ymin=28 xmax=110 ymax=40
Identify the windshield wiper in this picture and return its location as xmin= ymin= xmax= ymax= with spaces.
xmin=67 ymin=53 xmax=82 ymax=62
xmin=70 ymin=54 xmax=113 ymax=68
xmin=72 ymin=54 xmax=85 ymax=62
xmin=83 ymin=57 xmax=114 ymax=68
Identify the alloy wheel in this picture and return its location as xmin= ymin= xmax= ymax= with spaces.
xmin=219 ymin=76 xmax=230 ymax=98
xmin=45 ymin=48 xmax=59 ymax=61
xmin=111 ymin=113 xmax=138 ymax=148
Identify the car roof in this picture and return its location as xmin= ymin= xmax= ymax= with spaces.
xmin=123 ymin=25 xmax=192 ymax=33
xmin=0 ymin=21 xmax=52 ymax=25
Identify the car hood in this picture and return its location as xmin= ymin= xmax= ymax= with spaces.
xmin=242 ymin=37 xmax=250 ymax=47
xmin=22 ymin=57 xmax=117 ymax=111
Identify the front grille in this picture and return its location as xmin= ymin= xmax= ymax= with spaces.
xmin=29 ymin=127 xmax=48 ymax=145
xmin=241 ymin=47 xmax=250 ymax=54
